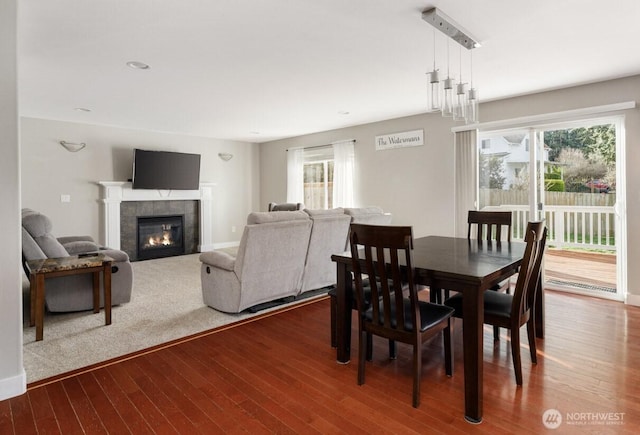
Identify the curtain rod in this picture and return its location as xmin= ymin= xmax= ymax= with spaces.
xmin=286 ymin=139 xmax=356 ymax=152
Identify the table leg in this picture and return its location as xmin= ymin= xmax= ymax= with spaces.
xmin=35 ymin=273 xmax=45 ymax=341
xmin=462 ymin=286 xmax=484 ymax=423
xmin=335 ymin=261 xmax=352 ymax=364
xmin=92 ymin=271 xmax=100 ymax=313
xmin=29 ymin=274 xmax=36 ymax=327
xmin=104 ymin=262 xmax=112 ymax=325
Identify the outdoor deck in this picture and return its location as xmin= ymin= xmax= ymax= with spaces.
xmin=544 ymin=248 xmax=617 ymax=295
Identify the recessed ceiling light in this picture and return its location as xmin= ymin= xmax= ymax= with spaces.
xmin=74 ymin=107 xmax=91 ymax=112
xmin=126 ymin=61 xmax=150 ymax=70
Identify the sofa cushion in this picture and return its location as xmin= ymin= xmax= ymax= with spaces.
xmin=22 ymin=212 xmax=69 ymax=258
xmin=246 ymin=210 xmax=310 ymax=225
xmin=343 ymin=206 xmax=384 ymax=216
xmin=304 ymin=208 xmax=345 ymax=217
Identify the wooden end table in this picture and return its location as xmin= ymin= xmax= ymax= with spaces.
xmin=26 ymin=253 xmax=113 ymax=341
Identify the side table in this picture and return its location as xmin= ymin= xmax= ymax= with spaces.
xmin=26 ymin=254 xmax=113 ymax=341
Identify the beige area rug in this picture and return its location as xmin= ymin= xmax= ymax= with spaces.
xmin=22 ymin=251 xmax=325 ymax=383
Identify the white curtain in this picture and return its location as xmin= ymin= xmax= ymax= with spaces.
xmin=454 ymin=129 xmax=478 ymax=237
xmin=286 ymin=148 xmax=304 ymax=203
xmin=332 ymin=140 xmax=355 ymax=208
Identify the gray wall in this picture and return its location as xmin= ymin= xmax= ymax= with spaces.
xmin=0 ymin=0 xmax=26 ymax=401
xmin=260 ymin=75 xmax=640 ymax=302
xmin=260 ymin=114 xmax=459 ymax=238
xmin=20 ymin=118 xmax=260 ymax=246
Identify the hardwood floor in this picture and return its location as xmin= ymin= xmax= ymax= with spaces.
xmin=2 ymin=291 xmax=639 ymax=434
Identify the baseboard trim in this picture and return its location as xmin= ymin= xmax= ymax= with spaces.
xmin=626 ymin=294 xmax=640 ymax=307
xmin=212 ymin=241 xmax=240 ymax=250
xmin=0 ymin=369 xmax=26 ymax=401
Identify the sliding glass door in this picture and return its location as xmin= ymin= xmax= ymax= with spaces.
xmin=478 ymin=117 xmax=625 ymax=301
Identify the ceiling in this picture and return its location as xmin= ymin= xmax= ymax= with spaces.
xmin=18 ymin=0 xmax=640 ymax=143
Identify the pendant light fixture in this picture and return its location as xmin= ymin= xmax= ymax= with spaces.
xmin=426 ymin=29 xmax=441 ymax=111
xmin=422 ymin=7 xmax=481 ymax=124
xmin=466 ymin=50 xmax=479 ymax=123
xmin=441 ymin=40 xmax=455 ymax=117
xmin=453 ymin=46 xmax=467 ymax=122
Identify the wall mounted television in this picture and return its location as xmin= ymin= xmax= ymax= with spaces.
xmin=132 ymin=149 xmax=201 ymax=190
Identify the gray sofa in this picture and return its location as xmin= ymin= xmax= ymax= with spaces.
xmin=200 ymin=211 xmax=313 ymax=313
xmin=200 ymin=207 xmax=391 ymax=313
xmin=21 ymin=209 xmax=133 ymax=312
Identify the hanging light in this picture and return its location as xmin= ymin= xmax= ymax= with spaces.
xmin=422 ymin=7 xmax=481 ymax=123
xmin=453 ymin=47 xmax=467 ymax=121
xmin=466 ymin=50 xmax=479 ymax=123
xmin=453 ymin=82 xmax=467 ymax=121
xmin=441 ymin=40 xmax=455 ymax=117
xmin=426 ymin=29 xmax=441 ymax=111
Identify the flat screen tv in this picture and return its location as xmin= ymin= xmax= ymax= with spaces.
xmin=132 ymin=149 xmax=201 ymax=190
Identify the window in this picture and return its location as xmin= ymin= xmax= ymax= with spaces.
xmin=304 ymin=159 xmax=334 ymax=209
xmin=303 ymin=147 xmax=334 ymax=209
xmin=481 ymin=139 xmax=491 ymax=149
xmin=287 ymin=140 xmax=354 ymax=209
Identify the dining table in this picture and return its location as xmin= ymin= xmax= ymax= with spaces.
xmin=331 ymin=235 xmax=545 ymax=423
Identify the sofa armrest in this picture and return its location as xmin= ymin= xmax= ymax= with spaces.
xmin=62 ymin=240 xmax=100 ymax=255
xmin=98 ymin=248 xmax=130 ymax=263
xmin=200 ymin=251 xmax=236 ymax=271
xmin=57 ymin=235 xmax=95 ymax=244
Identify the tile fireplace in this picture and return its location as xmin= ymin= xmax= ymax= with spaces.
xmin=97 ymin=181 xmax=216 ymax=260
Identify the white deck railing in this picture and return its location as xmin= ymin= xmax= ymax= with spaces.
xmin=483 ymin=205 xmax=616 ymax=251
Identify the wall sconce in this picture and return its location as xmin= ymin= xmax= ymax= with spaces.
xmin=218 ymin=152 xmax=233 ymax=161
xmin=59 ymin=141 xmax=86 ymax=152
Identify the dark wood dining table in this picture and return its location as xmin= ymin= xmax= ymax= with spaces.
xmin=331 ymin=235 xmax=544 ymax=423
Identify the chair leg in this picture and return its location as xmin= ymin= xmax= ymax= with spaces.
xmin=444 ymin=321 xmax=453 ymax=376
xmin=358 ymin=330 xmax=367 ymax=385
xmin=389 ymin=340 xmax=397 ymax=360
xmin=330 ymin=293 xmax=337 ymax=348
xmin=493 ymin=325 xmax=500 ymax=341
xmin=366 ymin=332 xmax=373 ymax=361
xmin=412 ymin=343 xmax=422 ymax=408
xmin=511 ymin=326 xmax=523 ymax=385
xmin=527 ymin=319 xmax=537 ymax=364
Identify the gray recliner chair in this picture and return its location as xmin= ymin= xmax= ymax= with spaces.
xmin=21 ymin=208 xmax=133 ymax=312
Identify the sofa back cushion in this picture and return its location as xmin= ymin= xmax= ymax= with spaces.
xmin=344 ymin=207 xmax=393 ymax=225
xmin=246 ymin=210 xmax=309 ymax=225
xmin=301 ymin=210 xmax=351 ymax=292
xmin=22 ymin=210 xmax=69 ymax=258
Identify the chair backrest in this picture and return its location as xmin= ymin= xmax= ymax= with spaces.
xmin=511 ymin=221 xmax=547 ymax=319
xmin=350 ymin=224 xmax=418 ymax=339
xmin=268 ymin=202 xmax=304 ymax=211
xmin=467 ymin=210 xmax=512 ymax=242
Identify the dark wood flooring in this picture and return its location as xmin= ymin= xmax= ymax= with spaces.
xmin=2 ymin=291 xmax=639 ymax=434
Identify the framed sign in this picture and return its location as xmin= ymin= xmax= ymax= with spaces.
xmin=375 ymin=129 xmax=424 ymax=151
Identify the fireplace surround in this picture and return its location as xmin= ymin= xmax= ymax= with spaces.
xmin=97 ymin=181 xmax=215 ymax=258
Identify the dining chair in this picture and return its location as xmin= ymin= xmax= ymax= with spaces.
xmin=444 ymin=221 xmax=547 ymax=386
xmin=436 ymin=210 xmax=514 ymax=331
xmin=350 ymin=224 xmax=454 ymax=408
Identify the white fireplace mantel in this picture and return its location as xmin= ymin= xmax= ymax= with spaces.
xmin=97 ymin=181 xmax=216 ymax=252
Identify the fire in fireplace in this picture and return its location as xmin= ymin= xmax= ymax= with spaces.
xmin=137 ymin=215 xmax=185 ymax=260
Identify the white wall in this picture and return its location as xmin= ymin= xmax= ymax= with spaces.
xmin=0 ymin=0 xmax=26 ymax=401
xmin=259 ymin=75 xmax=640 ymax=301
xmin=21 ymin=118 xmax=260 ymax=246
